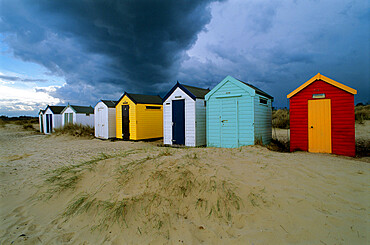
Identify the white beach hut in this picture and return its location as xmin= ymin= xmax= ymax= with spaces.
xmin=38 ymin=109 xmax=45 ymax=133
xmin=43 ymin=105 xmax=65 ymax=134
xmin=94 ymin=100 xmax=117 ymax=139
xmin=61 ymin=104 xmax=94 ymax=127
xmin=162 ymin=82 xmax=210 ymax=146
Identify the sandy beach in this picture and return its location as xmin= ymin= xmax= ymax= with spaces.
xmin=0 ymin=123 xmax=369 ymax=244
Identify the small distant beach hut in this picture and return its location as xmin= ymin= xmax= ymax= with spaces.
xmin=287 ymin=73 xmax=357 ymax=156
xmin=38 ymin=109 xmax=45 ymax=133
xmin=43 ymin=105 xmax=65 ymax=134
xmin=163 ymin=82 xmax=210 ymax=146
xmin=115 ymin=93 xmax=163 ymax=140
xmin=61 ymin=104 xmax=94 ymax=127
xmin=205 ymin=75 xmax=274 ymax=148
xmin=94 ymin=100 xmax=117 ymax=139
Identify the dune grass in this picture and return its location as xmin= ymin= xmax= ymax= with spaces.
xmin=53 ymin=123 xmax=94 ymax=137
xmin=41 ymin=148 xmax=244 ymax=235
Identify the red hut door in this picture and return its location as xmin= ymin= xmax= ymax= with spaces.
xmin=308 ymin=99 xmax=332 ymax=153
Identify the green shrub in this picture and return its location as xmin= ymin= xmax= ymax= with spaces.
xmin=53 ymin=124 xmax=94 ymax=137
xmin=272 ymin=109 xmax=290 ymax=129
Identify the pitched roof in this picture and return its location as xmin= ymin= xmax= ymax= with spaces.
xmin=162 ymin=82 xmax=210 ymax=101
xmin=39 ymin=109 xmax=45 ymax=115
xmin=45 ymin=105 xmax=66 ymax=114
xmin=117 ymin=92 xmax=162 ymax=105
xmin=287 ymin=73 xmax=357 ymax=98
xmin=101 ymin=100 xmax=117 ymax=108
xmin=182 ymin=84 xmax=210 ymax=99
xmin=68 ymin=105 xmax=94 ymax=114
xmin=238 ymin=80 xmax=274 ymax=100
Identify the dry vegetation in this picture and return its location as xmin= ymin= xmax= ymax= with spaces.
xmin=39 ymin=148 xmax=243 ymax=237
xmin=53 ymin=124 xmax=94 ymax=138
xmin=355 ymin=104 xmax=370 ymax=124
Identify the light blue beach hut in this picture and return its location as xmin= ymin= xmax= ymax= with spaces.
xmin=205 ymin=75 xmax=274 ymax=148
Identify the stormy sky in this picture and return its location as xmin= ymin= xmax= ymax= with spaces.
xmin=0 ymin=0 xmax=369 ymax=116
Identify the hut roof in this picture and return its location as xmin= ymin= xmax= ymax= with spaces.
xmin=45 ymin=105 xmax=65 ymax=114
xmin=101 ymin=100 xmax=118 ymax=108
xmin=287 ymin=73 xmax=357 ymax=98
xmin=62 ymin=105 xmax=94 ymax=114
xmin=162 ymin=82 xmax=210 ymax=101
xmin=117 ymin=93 xmax=162 ymax=105
xmin=238 ymin=80 xmax=274 ymax=100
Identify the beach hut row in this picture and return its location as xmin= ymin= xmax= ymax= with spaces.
xmin=38 ymin=104 xmax=94 ymax=134
xmin=38 ymin=73 xmax=357 ymax=156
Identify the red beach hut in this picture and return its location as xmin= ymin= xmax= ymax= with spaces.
xmin=287 ymin=73 xmax=357 ymax=156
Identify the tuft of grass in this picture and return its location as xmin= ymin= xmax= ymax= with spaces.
xmin=23 ymin=123 xmax=35 ymax=131
xmin=267 ymin=138 xmax=290 ymax=152
xmin=53 ymin=123 xmax=94 ymax=137
xmin=356 ymin=139 xmax=370 ymax=157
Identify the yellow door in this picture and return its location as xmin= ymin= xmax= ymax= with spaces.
xmin=308 ymin=99 xmax=332 ymax=153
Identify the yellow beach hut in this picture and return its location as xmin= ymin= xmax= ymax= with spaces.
xmin=116 ymin=93 xmax=163 ymax=140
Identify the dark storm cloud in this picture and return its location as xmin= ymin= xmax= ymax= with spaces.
xmin=0 ymin=0 xmax=222 ymax=104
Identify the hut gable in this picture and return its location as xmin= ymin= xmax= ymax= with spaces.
xmin=206 ymin=75 xmax=273 ymax=148
xmin=287 ymin=73 xmax=357 ymax=156
xmin=287 ymin=73 xmax=357 ymax=98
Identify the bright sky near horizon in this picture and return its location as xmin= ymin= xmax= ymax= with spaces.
xmin=0 ymin=0 xmax=369 ymax=117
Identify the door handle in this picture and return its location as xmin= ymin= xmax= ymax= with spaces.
xmin=310 ymin=126 xmax=313 ymax=128
xmin=221 ymin=120 xmax=228 ymax=123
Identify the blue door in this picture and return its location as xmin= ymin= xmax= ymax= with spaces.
xmin=46 ymin=114 xmax=53 ymax=133
xmin=220 ymin=98 xmax=238 ymax=148
xmin=172 ymin=100 xmax=185 ymax=145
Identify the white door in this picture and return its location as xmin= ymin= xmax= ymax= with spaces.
xmin=98 ymin=108 xmax=104 ymax=137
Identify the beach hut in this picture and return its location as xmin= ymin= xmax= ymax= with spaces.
xmin=163 ymin=82 xmax=210 ymax=146
xmin=38 ymin=109 xmax=45 ymax=133
xmin=61 ymin=104 xmax=94 ymax=127
xmin=94 ymin=100 xmax=117 ymax=139
xmin=115 ymin=93 xmax=163 ymax=140
xmin=287 ymin=73 xmax=357 ymax=156
xmin=205 ymin=75 xmax=274 ymax=148
xmin=43 ymin=105 xmax=65 ymax=134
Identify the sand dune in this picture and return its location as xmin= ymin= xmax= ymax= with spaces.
xmin=0 ymin=124 xmax=368 ymax=244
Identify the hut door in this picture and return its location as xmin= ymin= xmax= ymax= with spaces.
xmin=46 ymin=114 xmax=52 ymax=133
xmin=46 ymin=115 xmax=49 ymax=133
xmin=220 ymin=98 xmax=238 ymax=148
xmin=172 ymin=100 xmax=185 ymax=145
xmin=122 ymin=105 xmax=130 ymax=140
xmin=40 ymin=115 xmax=44 ymax=133
xmin=308 ymin=99 xmax=332 ymax=153
xmin=98 ymin=108 xmax=103 ymax=137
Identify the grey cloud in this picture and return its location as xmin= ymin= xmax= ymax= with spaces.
xmin=0 ymin=75 xmax=48 ymax=83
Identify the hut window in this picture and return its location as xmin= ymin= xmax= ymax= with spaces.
xmin=312 ymin=93 xmax=325 ymax=99
xmin=259 ymin=98 xmax=268 ymax=105
xmin=146 ymin=106 xmax=161 ymax=110
xmin=86 ymin=113 xmax=90 ymax=116
xmin=204 ymin=101 xmax=206 ymax=107
xmin=166 ymin=103 xmax=170 ymax=105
